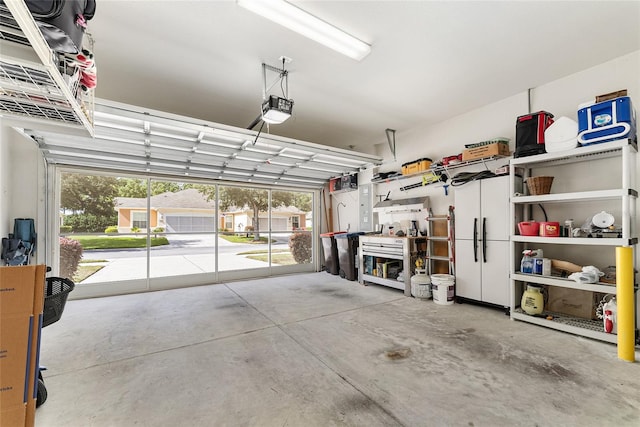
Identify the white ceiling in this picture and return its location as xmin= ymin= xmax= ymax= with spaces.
xmin=89 ymin=1 xmax=640 ymax=153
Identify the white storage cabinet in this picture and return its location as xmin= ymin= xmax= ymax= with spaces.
xmin=455 ymin=175 xmax=517 ymax=309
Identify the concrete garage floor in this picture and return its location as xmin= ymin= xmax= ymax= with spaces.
xmin=36 ymin=273 xmax=640 ymax=426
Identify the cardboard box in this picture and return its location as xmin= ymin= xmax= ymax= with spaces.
xmin=0 ymin=265 xmax=46 ymax=427
xmin=462 ymin=142 xmax=510 ymax=162
xmin=546 ymin=286 xmax=602 ymax=320
xmin=0 ymin=267 xmax=38 ymax=316
xmin=0 ymin=315 xmax=33 ymax=408
xmin=1 ymin=405 xmax=27 ymax=427
xmin=596 ymin=89 xmax=627 ymax=103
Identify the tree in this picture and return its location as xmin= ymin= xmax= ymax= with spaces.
xmin=61 ymin=174 xmax=118 ymax=217
xmin=214 ymin=188 xmax=294 ymax=241
xmin=290 ymin=192 xmax=312 ymax=212
xmin=116 ymin=178 xmax=147 ymax=198
xmin=151 ymin=181 xmax=182 ymax=195
xmin=116 ymin=179 xmax=186 ymax=198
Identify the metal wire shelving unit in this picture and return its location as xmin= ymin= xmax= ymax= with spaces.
xmin=0 ymin=1 xmax=93 ymax=135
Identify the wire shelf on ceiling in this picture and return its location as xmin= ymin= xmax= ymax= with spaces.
xmin=0 ymin=2 xmax=93 ymax=135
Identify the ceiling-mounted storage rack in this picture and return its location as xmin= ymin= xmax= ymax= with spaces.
xmin=0 ymin=1 xmax=94 ymax=136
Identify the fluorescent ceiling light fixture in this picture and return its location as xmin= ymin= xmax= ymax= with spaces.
xmin=238 ymin=0 xmax=371 ymax=61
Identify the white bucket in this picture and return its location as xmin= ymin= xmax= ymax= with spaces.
xmin=431 ymin=274 xmax=455 ymax=306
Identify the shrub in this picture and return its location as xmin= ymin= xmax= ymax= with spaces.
xmin=105 ymin=226 xmax=118 ymax=234
xmin=63 ymin=214 xmax=117 ymax=233
xmin=152 ymin=227 xmax=164 ymax=233
xmin=289 ymin=232 xmax=312 ymax=264
xmin=59 ymin=237 xmax=83 ymax=279
xmin=131 ymin=226 xmax=140 ymax=234
xmin=59 ymin=225 xmax=73 ymax=233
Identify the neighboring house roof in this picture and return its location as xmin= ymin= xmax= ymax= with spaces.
xmin=115 ymin=189 xmax=215 ymax=209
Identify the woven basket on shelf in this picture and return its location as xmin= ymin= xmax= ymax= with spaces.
xmin=526 ymin=176 xmax=554 ymax=195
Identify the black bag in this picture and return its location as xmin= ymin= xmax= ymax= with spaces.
xmin=514 ymin=111 xmax=554 ymax=158
xmin=25 ymin=0 xmax=96 ymax=53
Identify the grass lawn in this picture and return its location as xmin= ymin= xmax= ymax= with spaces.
xmin=246 ymin=253 xmax=296 ymax=265
xmin=68 ymin=235 xmax=169 ymax=250
xmin=73 ymin=264 xmax=104 ymax=282
xmin=219 ymin=234 xmax=272 ymax=244
xmin=240 ymin=249 xmax=296 ymax=265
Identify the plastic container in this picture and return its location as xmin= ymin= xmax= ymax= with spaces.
xmin=320 ymin=232 xmax=346 ymax=275
xmin=518 ymin=221 xmax=539 ymax=236
xmin=521 ymin=251 xmax=534 ymax=274
xmin=578 ymin=96 xmax=636 ymax=146
xmin=521 ymin=284 xmax=544 ymax=315
xmin=431 ymin=274 xmax=455 ymax=305
xmin=402 ymin=158 xmax=433 ymax=175
xmin=545 ymin=116 xmax=578 ymax=152
xmin=411 ymin=269 xmax=431 ymax=299
xmin=539 ymin=222 xmax=560 ymax=237
xmin=335 ymin=232 xmax=364 ymax=281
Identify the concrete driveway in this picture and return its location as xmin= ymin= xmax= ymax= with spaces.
xmin=79 ymin=234 xmax=295 ymax=283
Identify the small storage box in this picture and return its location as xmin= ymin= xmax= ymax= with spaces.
xmin=402 ymin=158 xmax=432 ymax=175
xmin=462 ymin=142 xmax=510 ymax=162
xmin=539 ymin=221 xmax=560 ymax=237
xmin=578 ymin=96 xmax=636 ymax=146
xmin=329 ymin=177 xmax=342 ymax=192
xmin=341 ymin=174 xmax=358 ymax=190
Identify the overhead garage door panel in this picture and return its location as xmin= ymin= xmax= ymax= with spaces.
xmin=258 ymin=217 xmax=287 ymax=231
xmin=166 ymin=215 xmax=215 ymax=232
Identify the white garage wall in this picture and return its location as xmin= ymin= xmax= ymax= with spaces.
xmin=0 ymin=119 xmax=11 ymax=240
xmin=0 ymin=126 xmax=47 ymax=264
xmin=360 ymin=50 xmax=640 ymax=218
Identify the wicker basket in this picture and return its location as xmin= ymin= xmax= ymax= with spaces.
xmin=526 ymin=176 xmax=554 ymax=195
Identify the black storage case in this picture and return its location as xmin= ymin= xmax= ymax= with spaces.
xmin=514 ymin=111 xmax=554 ymax=158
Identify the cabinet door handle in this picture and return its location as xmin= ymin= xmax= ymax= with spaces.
xmin=482 ymin=217 xmax=487 ymax=263
xmin=473 ymin=218 xmax=478 ymax=262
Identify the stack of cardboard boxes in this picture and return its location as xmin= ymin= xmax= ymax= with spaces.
xmin=0 ymin=265 xmax=46 ymax=427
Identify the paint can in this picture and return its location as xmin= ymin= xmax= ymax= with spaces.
xmin=431 ymin=274 xmax=455 ymax=306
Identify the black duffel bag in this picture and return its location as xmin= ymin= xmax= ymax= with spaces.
xmin=25 ymin=0 xmax=96 ymax=53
